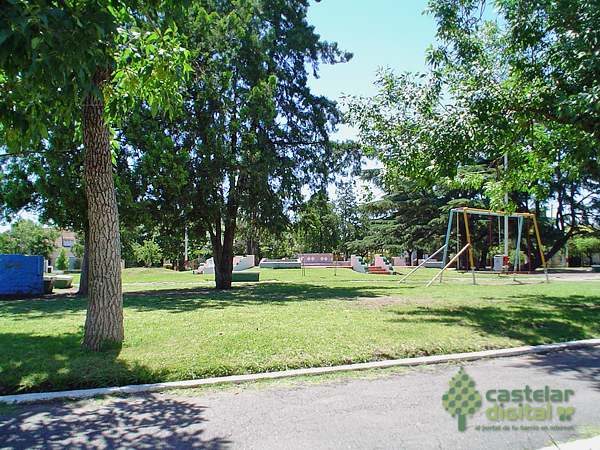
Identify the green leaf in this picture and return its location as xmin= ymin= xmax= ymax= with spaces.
xmin=147 ymin=32 xmax=159 ymax=43
xmin=0 ymin=29 xmax=11 ymax=46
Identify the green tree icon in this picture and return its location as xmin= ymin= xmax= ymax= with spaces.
xmin=442 ymin=367 xmax=482 ymax=431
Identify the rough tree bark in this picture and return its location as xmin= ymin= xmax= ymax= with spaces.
xmin=77 ymin=228 xmax=90 ymax=297
xmin=211 ymin=221 xmax=236 ymax=290
xmin=82 ymin=69 xmax=124 ymax=351
xmin=207 ymin=183 xmax=240 ymax=290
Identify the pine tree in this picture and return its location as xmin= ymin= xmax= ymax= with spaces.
xmin=120 ymin=0 xmax=352 ymax=289
xmin=56 ymin=248 xmax=69 ymax=271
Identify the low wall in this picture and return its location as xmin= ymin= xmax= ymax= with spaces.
xmin=259 ymin=258 xmax=302 ymax=269
xmin=232 ymin=271 xmax=260 ymax=282
xmin=297 ymin=253 xmax=334 ymax=266
xmin=0 ymin=254 xmax=44 ymax=297
xmin=424 ymin=260 xmax=444 ymax=268
xmin=392 ymin=257 xmax=408 ymax=266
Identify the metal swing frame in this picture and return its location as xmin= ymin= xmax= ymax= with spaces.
xmin=434 ymin=207 xmax=549 ymax=286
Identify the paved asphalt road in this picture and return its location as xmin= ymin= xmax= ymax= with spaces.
xmin=1 ymin=347 xmax=599 ymax=450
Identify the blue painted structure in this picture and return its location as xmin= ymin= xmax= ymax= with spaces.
xmin=0 ymin=254 xmax=44 ymax=296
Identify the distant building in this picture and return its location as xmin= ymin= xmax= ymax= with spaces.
xmin=48 ymin=230 xmax=82 ymax=271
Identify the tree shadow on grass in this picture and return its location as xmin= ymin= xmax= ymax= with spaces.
xmin=121 ymin=282 xmax=405 ymax=313
xmin=0 ymin=332 xmax=170 ymax=396
xmin=0 ymin=394 xmax=231 ymax=449
xmin=0 ymin=282 xmax=405 ymax=316
xmin=0 ymin=295 xmax=87 ymax=319
xmin=386 ymin=293 xmax=600 ymax=346
xmin=1 ymin=269 xmax=444 ymax=316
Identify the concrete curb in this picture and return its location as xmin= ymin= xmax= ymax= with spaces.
xmin=2 ymin=338 xmax=600 ymax=405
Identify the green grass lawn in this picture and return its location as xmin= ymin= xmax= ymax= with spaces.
xmin=0 ymin=267 xmax=598 ymax=395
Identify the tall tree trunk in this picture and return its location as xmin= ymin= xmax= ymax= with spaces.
xmin=82 ymin=69 xmax=124 ymax=351
xmin=479 ymin=245 xmax=489 ymax=270
xmin=77 ymin=228 xmax=90 ymax=297
xmin=526 ymin=228 xmax=578 ymax=271
xmin=212 ymin=223 xmax=235 ymax=289
xmin=209 ymin=181 xmax=240 ymax=289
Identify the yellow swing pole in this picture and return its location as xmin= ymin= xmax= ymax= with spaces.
xmin=463 ymin=209 xmax=477 ymax=285
xmin=531 ymin=215 xmax=550 ymax=283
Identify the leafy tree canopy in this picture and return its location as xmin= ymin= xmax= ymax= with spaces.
xmin=294 ymin=190 xmax=341 ymax=254
xmin=347 ymin=0 xmax=600 ymax=208
xmin=0 ymin=125 xmax=87 ymax=229
xmin=0 ymin=219 xmax=59 ymax=258
xmin=569 ymin=232 xmax=600 ymax=261
xmin=131 ymin=238 xmax=162 ymax=267
xmin=0 ymin=0 xmax=193 ymax=152
xmin=335 ymin=181 xmax=367 ymax=259
xmin=120 ymin=0 xmax=355 ymax=288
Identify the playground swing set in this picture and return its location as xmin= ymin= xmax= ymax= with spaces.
xmin=400 ymin=207 xmax=549 ymax=286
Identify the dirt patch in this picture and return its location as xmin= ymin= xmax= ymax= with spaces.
xmin=545 ymin=269 xmax=600 ymax=282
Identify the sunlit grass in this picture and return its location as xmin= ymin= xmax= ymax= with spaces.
xmin=0 ymin=268 xmax=598 ymax=395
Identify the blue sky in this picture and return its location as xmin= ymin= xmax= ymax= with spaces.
xmin=307 ymin=0 xmax=439 ymax=140
xmin=1 ymin=2 xmax=438 ymax=230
